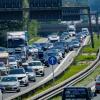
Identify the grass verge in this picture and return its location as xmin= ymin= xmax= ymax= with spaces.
xmin=82 ymin=34 xmax=100 ymax=53
xmin=75 ymin=55 xmax=96 ymax=62
xmin=28 ymin=37 xmax=40 ymax=45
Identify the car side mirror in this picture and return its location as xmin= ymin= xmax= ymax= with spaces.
xmin=26 ymin=72 xmax=29 ymax=74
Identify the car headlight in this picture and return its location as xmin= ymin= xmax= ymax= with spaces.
xmin=39 ymin=68 xmax=44 ymax=71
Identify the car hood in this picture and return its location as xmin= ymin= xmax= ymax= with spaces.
xmin=0 ymin=67 xmax=6 ymax=70
xmin=8 ymin=74 xmax=26 ymax=78
xmin=28 ymin=66 xmax=44 ymax=69
xmin=28 ymin=72 xmax=36 ymax=76
xmin=9 ymin=62 xmax=17 ymax=65
xmin=0 ymin=82 xmax=18 ymax=86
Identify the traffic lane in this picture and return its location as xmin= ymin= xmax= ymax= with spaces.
xmin=3 ymin=36 xmax=88 ymax=100
xmin=92 ymin=94 xmax=100 ymax=100
xmin=3 ymin=63 xmax=57 ymax=99
xmin=3 ymin=45 xmax=83 ymax=99
xmin=3 ymin=52 xmax=69 ymax=100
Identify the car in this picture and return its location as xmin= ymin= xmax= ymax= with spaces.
xmin=14 ymin=49 xmax=26 ymax=62
xmin=8 ymin=57 xmax=17 ymax=67
xmin=0 ymin=76 xmax=20 ymax=92
xmin=32 ymin=43 xmax=41 ymax=54
xmin=48 ymin=49 xmax=63 ymax=60
xmin=0 ymin=47 xmax=7 ymax=52
xmin=54 ymin=42 xmax=69 ymax=53
xmin=67 ymin=42 xmax=74 ymax=51
xmin=68 ymin=25 xmax=76 ymax=36
xmin=25 ymin=68 xmax=36 ymax=82
xmin=43 ymin=51 xmax=61 ymax=66
xmin=71 ymin=41 xmax=81 ymax=48
xmin=60 ymin=32 xmax=70 ymax=40
xmin=52 ymin=46 xmax=65 ymax=58
xmin=8 ymin=68 xmax=29 ymax=86
xmin=95 ymin=75 xmax=100 ymax=93
xmin=0 ymin=62 xmax=7 ymax=73
xmin=48 ymin=34 xmax=60 ymax=43
xmin=28 ymin=61 xmax=45 ymax=76
xmin=39 ymin=43 xmax=53 ymax=51
xmin=82 ymin=28 xmax=89 ymax=35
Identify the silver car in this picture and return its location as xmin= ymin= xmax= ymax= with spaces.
xmin=25 ymin=68 xmax=36 ymax=82
xmin=8 ymin=68 xmax=29 ymax=86
xmin=0 ymin=76 xmax=20 ymax=92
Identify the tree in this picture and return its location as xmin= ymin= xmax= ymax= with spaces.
xmin=28 ymin=20 xmax=39 ymax=39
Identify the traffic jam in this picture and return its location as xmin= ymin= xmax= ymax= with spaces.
xmin=0 ymin=26 xmax=89 ymax=93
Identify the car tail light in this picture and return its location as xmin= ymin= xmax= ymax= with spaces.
xmin=96 ymin=83 xmax=100 ymax=86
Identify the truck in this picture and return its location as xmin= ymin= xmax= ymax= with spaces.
xmin=7 ymin=31 xmax=28 ymax=57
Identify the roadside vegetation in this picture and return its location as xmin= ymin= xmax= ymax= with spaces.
xmin=23 ymin=35 xmax=100 ymax=100
xmin=49 ymin=35 xmax=100 ymax=100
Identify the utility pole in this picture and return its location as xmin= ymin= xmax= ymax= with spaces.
xmin=96 ymin=12 xmax=99 ymax=39
xmin=88 ymin=7 xmax=94 ymax=48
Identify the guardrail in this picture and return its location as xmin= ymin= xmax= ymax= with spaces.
xmin=6 ymin=36 xmax=90 ymax=100
xmin=31 ymin=49 xmax=100 ymax=100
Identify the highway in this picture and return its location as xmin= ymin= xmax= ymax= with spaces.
xmin=3 ymin=36 xmax=89 ymax=100
xmin=3 ymin=37 xmax=75 ymax=100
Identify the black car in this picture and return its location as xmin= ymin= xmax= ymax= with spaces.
xmin=52 ymin=46 xmax=65 ymax=58
xmin=54 ymin=42 xmax=69 ymax=53
xmin=39 ymin=43 xmax=53 ymax=51
xmin=67 ymin=42 xmax=74 ymax=51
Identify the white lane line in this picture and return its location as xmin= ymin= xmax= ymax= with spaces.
xmin=38 ymin=51 xmax=75 ymax=85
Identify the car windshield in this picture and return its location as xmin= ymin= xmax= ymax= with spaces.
xmin=48 ymin=52 xmax=57 ymax=56
xmin=68 ymin=29 xmax=74 ymax=32
xmin=1 ymin=77 xmax=17 ymax=82
xmin=0 ymin=47 xmax=6 ymax=52
xmin=73 ymin=41 xmax=79 ymax=44
xmin=9 ymin=57 xmax=15 ymax=62
xmin=25 ymin=68 xmax=33 ymax=72
xmin=29 ymin=46 xmax=32 ymax=49
xmin=9 ymin=69 xmax=25 ymax=74
xmin=29 ymin=62 xmax=42 ymax=66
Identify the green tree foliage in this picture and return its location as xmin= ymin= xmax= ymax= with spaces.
xmin=28 ymin=20 xmax=39 ymax=39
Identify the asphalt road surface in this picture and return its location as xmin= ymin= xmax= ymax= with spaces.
xmin=3 ymin=36 xmax=89 ymax=100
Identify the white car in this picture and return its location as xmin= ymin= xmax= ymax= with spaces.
xmin=68 ymin=25 xmax=76 ymax=36
xmin=48 ymin=35 xmax=60 ymax=43
xmin=8 ymin=57 xmax=17 ymax=67
xmin=28 ymin=61 xmax=45 ymax=76
xmin=82 ymin=28 xmax=89 ymax=35
xmin=8 ymin=68 xmax=29 ymax=86
xmin=0 ymin=76 xmax=20 ymax=92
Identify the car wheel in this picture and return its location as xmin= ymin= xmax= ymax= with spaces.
xmin=58 ymin=60 xmax=60 ymax=64
xmin=25 ymin=82 xmax=29 ymax=86
xmin=63 ymin=54 xmax=65 ymax=58
xmin=16 ymin=89 xmax=20 ymax=92
xmin=41 ymin=73 xmax=45 ymax=77
xmin=46 ymin=64 xmax=49 ymax=67
xmin=33 ymin=79 xmax=36 ymax=82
